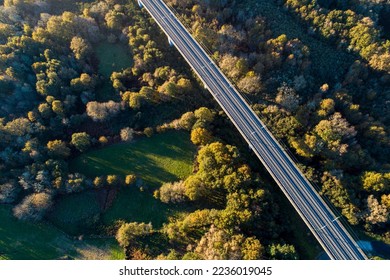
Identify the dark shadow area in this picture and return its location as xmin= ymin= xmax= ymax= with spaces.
xmin=378 ymin=5 xmax=390 ymax=40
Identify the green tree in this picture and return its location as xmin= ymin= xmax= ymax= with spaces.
xmin=268 ymin=243 xmax=298 ymax=260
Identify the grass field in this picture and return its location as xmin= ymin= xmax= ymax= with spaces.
xmin=1 ymin=132 xmax=195 ymax=259
xmin=61 ymin=131 xmax=195 ymax=232
xmin=0 ymin=205 xmax=123 ymax=260
xmin=70 ymin=131 xmax=196 ymax=187
xmin=95 ymin=41 xmax=133 ymax=100
xmin=95 ymin=41 xmax=133 ymax=78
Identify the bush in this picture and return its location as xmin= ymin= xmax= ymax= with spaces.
xmin=143 ymin=127 xmax=153 ymax=137
xmin=125 ymin=174 xmax=137 ymax=185
xmin=120 ymin=127 xmax=134 ymax=142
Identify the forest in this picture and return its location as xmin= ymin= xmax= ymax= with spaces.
xmin=0 ymin=0 xmax=389 ymax=260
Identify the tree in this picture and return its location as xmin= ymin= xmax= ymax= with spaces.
xmin=318 ymin=98 xmax=335 ymax=117
xmin=71 ymin=132 xmax=91 ymax=152
xmin=194 ymin=225 xmax=245 ymax=260
xmin=362 ymin=172 xmax=390 ymax=193
xmin=191 ymin=127 xmax=213 ymax=146
xmin=314 ymin=112 xmax=356 ymax=153
xmin=143 ymin=127 xmax=153 ymax=137
xmin=184 ymin=142 xmax=240 ymax=200
xmin=275 ymin=83 xmax=300 ymax=112
xmin=0 ymin=182 xmax=20 ymax=204
xmin=194 ymin=107 xmax=214 ymax=123
xmin=237 ymin=72 xmax=262 ymax=95
xmin=365 ymin=195 xmax=389 ymax=226
xmin=242 ymin=237 xmax=264 ymax=260
xmin=268 ymin=243 xmax=298 ymax=260
xmin=47 ymin=140 xmax=71 ymax=158
xmin=129 ymin=94 xmax=143 ymax=109
xmin=86 ymin=101 xmax=121 ymax=122
xmin=116 ymin=222 xmax=153 ymax=248
xmin=105 ymin=9 xmax=125 ymax=30
xmin=155 ymin=181 xmax=187 ymax=203
xmin=70 ymin=36 xmax=92 ymax=60
xmin=179 ymin=112 xmax=196 ymax=130
xmin=106 ymin=175 xmax=119 ymax=186
xmin=4 ymin=118 xmax=32 ymax=136
xmin=125 ymin=174 xmax=136 ymax=185
xmin=93 ymin=176 xmax=104 ymax=188
xmin=38 ymin=103 xmax=52 ymax=119
xmin=321 ymin=172 xmax=359 ymax=225
xmin=120 ymin=127 xmax=134 ymax=142
xmin=13 ymin=192 xmax=53 ymax=221
xmin=51 ymin=100 xmax=64 ymax=116
xmin=158 ymin=81 xmax=178 ymax=96
xmin=71 ymin=73 xmax=95 ymax=92
xmin=184 ymin=175 xmax=208 ymax=201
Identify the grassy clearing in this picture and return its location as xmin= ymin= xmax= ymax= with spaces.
xmin=95 ymin=41 xmax=133 ymax=78
xmin=101 ymin=188 xmax=175 ymax=228
xmin=94 ymin=41 xmax=133 ymax=100
xmin=64 ymin=131 xmax=195 ymax=231
xmin=70 ymin=131 xmax=196 ymax=188
xmin=0 ymin=205 xmax=123 ymax=260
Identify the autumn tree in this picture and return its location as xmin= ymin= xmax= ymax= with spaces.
xmin=155 ymin=181 xmax=187 ymax=204
xmin=191 ymin=127 xmax=213 ymax=146
xmin=71 ymin=132 xmax=91 ymax=152
xmin=86 ymin=101 xmax=121 ymax=122
xmin=314 ymin=112 xmax=356 ymax=154
xmin=13 ymin=192 xmax=53 ymax=221
xmin=318 ymin=98 xmax=335 ymax=117
xmin=70 ymin=36 xmax=92 ymax=60
xmin=194 ymin=107 xmax=214 ymax=123
xmin=237 ymin=72 xmax=262 ymax=95
xmin=125 ymin=174 xmax=136 ymax=185
xmin=116 ymin=222 xmax=153 ymax=248
xmin=275 ymin=83 xmax=300 ymax=112
xmin=362 ymin=172 xmax=390 ymax=193
xmin=120 ymin=127 xmax=134 ymax=142
xmin=194 ymin=225 xmax=261 ymax=260
xmin=365 ymin=195 xmax=389 ymax=226
xmin=178 ymin=112 xmax=196 ymax=130
xmin=47 ymin=140 xmax=71 ymax=158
